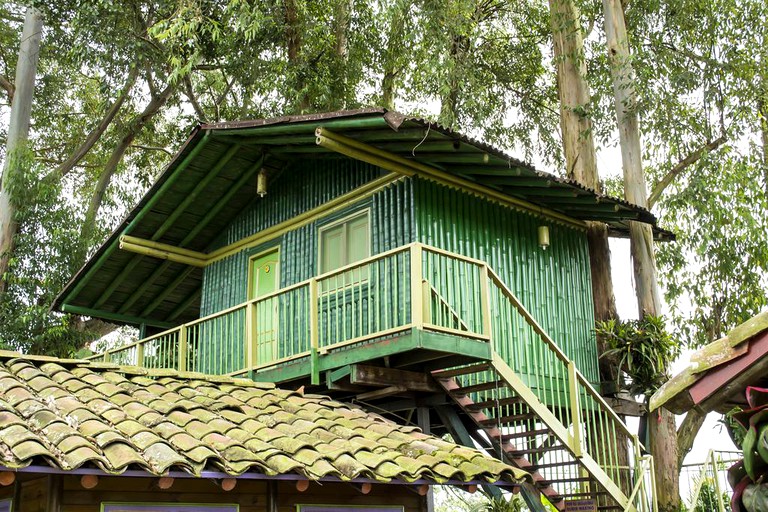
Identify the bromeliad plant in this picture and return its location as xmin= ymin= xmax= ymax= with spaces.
xmin=728 ymin=387 xmax=768 ymax=512
xmin=595 ymin=315 xmax=680 ymax=396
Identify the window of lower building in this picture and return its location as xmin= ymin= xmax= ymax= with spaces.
xmin=319 ymin=211 xmax=370 ymax=273
xmin=102 ymin=504 xmax=238 ymax=512
xmin=298 ymin=507 xmax=403 ymax=512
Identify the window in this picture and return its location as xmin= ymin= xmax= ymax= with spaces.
xmin=319 ymin=211 xmax=370 ymax=273
xmin=298 ymin=507 xmax=403 ymax=512
xmin=0 ymin=499 xmax=10 ymax=512
xmin=102 ymin=505 xmax=238 ymax=512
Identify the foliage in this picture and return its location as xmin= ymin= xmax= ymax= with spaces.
xmin=434 ymin=488 xmax=527 ymax=512
xmin=728 ymin=387 xmax=768 ymax=512
xmin=596 ymin=315 xmax=680 ymax=396
xmin=692 ymin=478 xmax=731 ymax=512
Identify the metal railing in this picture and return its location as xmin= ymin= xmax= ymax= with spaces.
xmin=682 ymin=450 xmax=739 ymax=511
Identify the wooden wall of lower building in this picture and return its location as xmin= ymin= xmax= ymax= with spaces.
xmin=0 ymin=474 xmax=428 ymax=512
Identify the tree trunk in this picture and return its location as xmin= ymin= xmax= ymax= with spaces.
xmin=381 ymin=0 xmax=409 ymax=110
xmin=603 ymin=1 xmax=677 ymax=509
xmin=284 ymin=0 xmax=309 ymax=112
xmin=80 ymin=82 xmax=175 ymax=257
xmin=330 ymin=0 xmax=352 ymax=110
xmin=549 ymin=0 xmax=598 ymax=188
xmin=439 ymin=33 xmax=468 ymax=129
xmin=0 ymin=7 xmax=43 ymax=295
xmin=677 ymin=409 xmax=706 ymax=471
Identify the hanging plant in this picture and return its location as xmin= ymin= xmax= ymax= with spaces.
xmin=595 ymin=315 xmax=680 ymax=396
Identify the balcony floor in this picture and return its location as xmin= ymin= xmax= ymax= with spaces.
xmin=250 ymin=328 xmax=493 ymax=389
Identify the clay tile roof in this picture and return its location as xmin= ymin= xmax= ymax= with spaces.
xmin=0 ymin=351 xmax=529 ymax=485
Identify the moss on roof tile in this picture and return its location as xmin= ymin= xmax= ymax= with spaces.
xmin=0 ymin=355 xmax=529 ymax=485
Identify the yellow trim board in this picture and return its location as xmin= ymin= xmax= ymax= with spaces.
xmin=316 ymin=127 xmax=588 ymax=230
xmin=117 ymin=174 xmax=402 ymax=267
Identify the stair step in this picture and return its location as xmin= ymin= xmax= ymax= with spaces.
xmin=502 ymin=428 xmax=551 ymax=440
xmin=558 ymin=491 xmax=608 ymax=499
xmin=509 ymin=444 xmax=565 ymax=456
xmin=432 ymin=363 xmax=491 ymax=379
xmin=529 ymin=460 xmax=579 ymax=471
xmin=536 ymin=477 xmax=594 ymax=487
xmin=479 ymin=413 xmax=535 ymax=427
xmin=452 ymin=380 xmax=505 ymax=395
xmin=467 ymin=395 xmax=524 ymax=411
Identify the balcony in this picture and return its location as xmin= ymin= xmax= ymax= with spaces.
xmin=90 ymin=243 xmax=593 ymax=393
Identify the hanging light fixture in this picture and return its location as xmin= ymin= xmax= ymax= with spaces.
xmin=538 ymin=225 xmax=550 ymax=250
xmin=257 ymin=168 xmax=268 ymax=197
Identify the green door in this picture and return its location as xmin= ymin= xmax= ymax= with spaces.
xmin=249 ymin=249 xmax=279 ymax=365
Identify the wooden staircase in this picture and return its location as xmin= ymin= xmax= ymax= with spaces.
xmin=433 ymin=354 xmax=653 ymax=512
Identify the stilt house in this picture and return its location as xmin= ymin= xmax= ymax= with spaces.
xmin=50 ymin=109 xmax=661 ymax=511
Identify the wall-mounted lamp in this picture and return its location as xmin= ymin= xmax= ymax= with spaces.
xmin=257 ymin=169 xmax=268 ymax=197
xmin=538 ymin=225 xmax=550 ymax=250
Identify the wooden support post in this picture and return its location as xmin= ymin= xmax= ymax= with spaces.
xmin=711 ymin=451 xmax=726 ymax=512
xmin=267 ymin=480 xmax=278 ymax=512
xmin=245 ymin=301 xmax=255 ymax=371
xmin=421 ymin=280 xmax=431 ymax=325
xmin=178 ymin=325 xmax=188 ymax=372
xmin=47 ymin=475 xmax=63 ymax=512
xmin=309 ymin=280 xmax=320 ymax=385
xmin=568 ymin=360 xmax=583 ymax=457
xmin=479 ymin=264 xmax=491 ymax=341
xmin=411 ymin=245 xmax=424 ymax=329
xmin=136 ymin=342 xmax=145 ymax=368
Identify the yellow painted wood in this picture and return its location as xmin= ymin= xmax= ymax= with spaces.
xmin=136 ymin=343 xmax=144 ymax=367
xmin=178 ymin=325 xmax=187 ymax=371
xmin=118 ymin=240 xmax=207 ymax=267
xmin=316 ymin=127 xmax=587 ymax=230
xmin=568 ymin=360 xmax=583 ymax=457
xmin=490 ymin=352 xmax=634 ymax=512
xmin=309 ymin=280 xmax=319 ymax=351
xmin=206 ymin=174 xmax=400 ymax=263
xmin=410 ymin=245 xmax=423 ymax=329
xmin=479 ymin=265 xmax=491 ymax=338
xmin=421 ymin=280 xmax=431 ymax=325
xmin=317 ymin=325 xmax=412 ymax=355
xmin=422 ymin=324 xmax=489 ymax=341
xmin=245 ymin=301 xmax=255 ymax=370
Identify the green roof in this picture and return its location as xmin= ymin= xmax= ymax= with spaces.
xmin=0 ymin=351 xmax=528 ymax=485
xmin=54 ymin=108 xmax=666 ymax=328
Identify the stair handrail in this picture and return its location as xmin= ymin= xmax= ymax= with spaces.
xmin=485 ymin=266 xmax=641 ymax=446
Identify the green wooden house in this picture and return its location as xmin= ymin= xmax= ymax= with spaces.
xmin=54 ymin=109 xmax=661 ymax=511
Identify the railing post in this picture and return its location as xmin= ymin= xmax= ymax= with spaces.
xmin=309 ymin=280 xmax=320 ymax=385
xmin=568 ymin=360 xmax=583 ymax=457
xmin=136 ymin=342 xmax=145 ymax=368
xmin=103 ymin=350 xmax=111 ymax=363
xmin=178 ymin=325 xmax=188 ymax=372
xmin=711 ymin=450 xmax=726 ymax=512
xmin=479 ymin=264 xmax=491 ymax=341
xmin=245 ymin=301 xmax=255 ymax=371
xmin=411 ymin=245 xmax=423 ymax=329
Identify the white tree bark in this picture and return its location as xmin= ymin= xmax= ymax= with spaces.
xmin=0 ymin=7 xmax=43 ymax=294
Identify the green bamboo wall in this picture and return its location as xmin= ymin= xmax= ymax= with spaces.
xmin=413 ymin=178 xmax=600 ymax=384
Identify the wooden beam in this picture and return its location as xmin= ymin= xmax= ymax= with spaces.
xmin=91 ymin=144 xmax=243 ymax=309
xmin=356 ymin=385 xmax=408 ymax=401
xmin=60 ymin=303 xmax=175 ymax=328
xmin=140 ymin=266 xmax=197 ymax=317
xmin=350 ymin=364 xmax=442 ymax=393
xmin=166 ymin=287 xmax=201 ymax=322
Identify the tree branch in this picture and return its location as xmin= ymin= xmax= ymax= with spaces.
xmin=182 ymin=75 xmax=207 ymax=121
xmin=51 ymin=66 xmax=140 ymax=179
xmin=0 ymin=75 xmax=13 ymax=104
xmin=130 ymin=144 xmax=172 ymax=155
xmin=676 ymin=408 xmax=707 ymax=470
xmin=648 ymin=135 xmax=728 ymax=208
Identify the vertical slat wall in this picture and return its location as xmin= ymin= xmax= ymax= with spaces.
xmin=197 ymin=157 xmax=414 ymax=373
xmin=201 ymin=158 xmax=382 ymax=316
xmin=414 ymin=178 xmax=599 ymax=384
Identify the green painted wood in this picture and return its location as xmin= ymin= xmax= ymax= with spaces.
xmin=413 ymin=178 xmax=600 ymax=385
